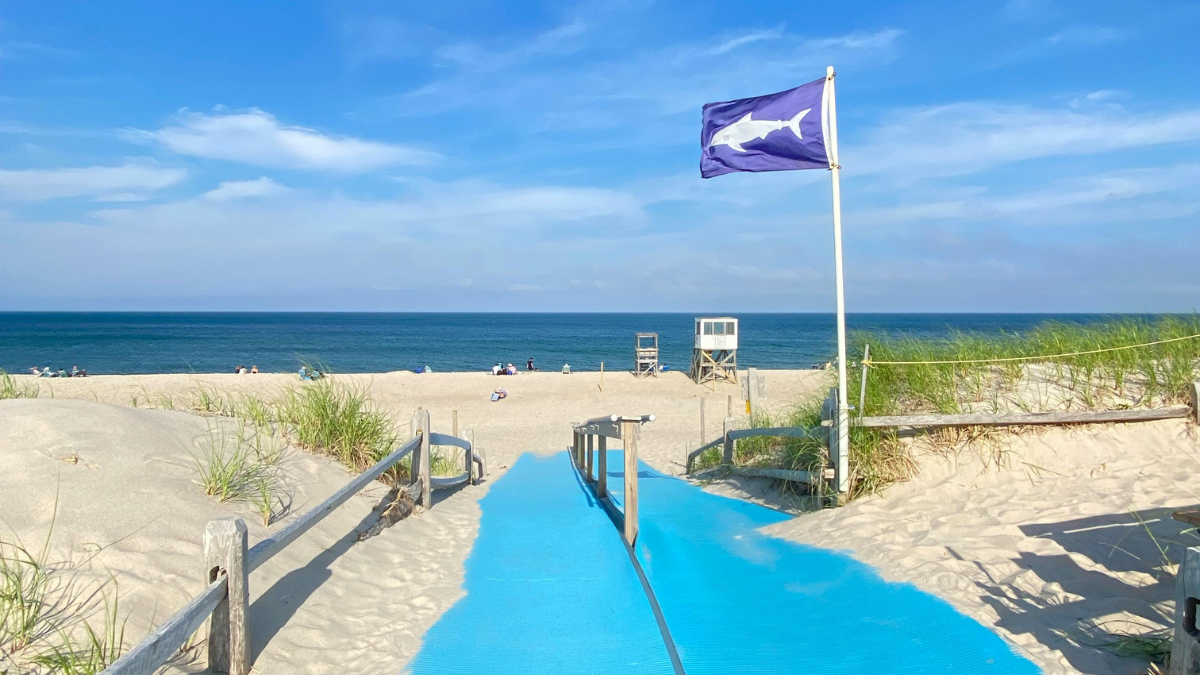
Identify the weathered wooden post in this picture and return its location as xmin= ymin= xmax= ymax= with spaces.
xmin=585 ymin=434 xmax=594 ymax=481
xmin=727 ymin=394 xmax=733 ymax=418
xmin=410 ymin=408 xmax=432 ymax=508
xmin=722 ymin=416 xmax=735 ymax=465
xmin=466 ymin=430 xmax=480 ymax=484
xmin=1172 ymin=545 xmax=1200 ymax=674
xmin=204 ymin=518 xmax=249 ymax=675
xmin=748 ymin=367 xmax=761 ymax=419
xmin=1190 ymin=382 xmax=1200 ymax=424
xmin=621 ymin=419 xmax=639 ymax=545
xmin=597 ymin=435 xmax=608 ymax=498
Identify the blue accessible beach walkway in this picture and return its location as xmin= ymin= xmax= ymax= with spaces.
xmin=407 ymin=450 xmax=1041 ymax=675
xmin=404 ymin=452 xmax=677 ymax=675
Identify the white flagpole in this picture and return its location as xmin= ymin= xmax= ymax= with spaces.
xmin=826 ymin=65 xmax=850 ymax=494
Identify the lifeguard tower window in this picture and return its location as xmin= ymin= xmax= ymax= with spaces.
xmin=700 ymin=321 xmax=736 ymax=336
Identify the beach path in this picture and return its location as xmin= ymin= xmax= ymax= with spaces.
xmin=407 ymin=449 xmax=1042 ymax=674
xmin=403 ymin=451 xmax=678 ymax=675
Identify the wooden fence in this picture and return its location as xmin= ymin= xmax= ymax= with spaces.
xmin=687 ymin=383 xmax=1200 ymax=494
xmin=571 ymin=414 xmax=654 ymax=545
xmin=100 ymin=408 xmax=484 ymax=675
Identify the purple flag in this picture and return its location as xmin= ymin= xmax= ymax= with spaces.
xmin=700 ymin=77 xmax=829 ymax=179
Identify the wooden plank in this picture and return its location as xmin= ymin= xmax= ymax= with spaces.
xmin=1190 ymin=382 xmax=1200 ymax=424
xmin=417 ymin=408 xmax=432 ymax=508
xmin=597 ymin=435 xmax=607 ymax=498
xmin=586 ymin=434 xmax=594 ymax=481
xmin=204 ymin=518 xmax=249 ymax=675
xmin=1174 ymin=507 xmax=1200 ymax=529
xmin=246 ymin=436 xmax=419 ymax=572
xmin=857 ymin=406 xmax=1191 ymax=429
xmin=100 ymin=577 xmax=227 ymax=675
xmin=727 ymin=426 xmax=823 ymax=441
xmin=430 ymin=474 xmax=471 ymax=489
xmin=427 ymin=432 xmax=470 ymax=450
xmin=691 ymin=466 xmax=819 ymax=484
xmin=722 ymin=417 xmax=735 ymax=464
xmin=622 ymin=420 xmax=639 ymax=545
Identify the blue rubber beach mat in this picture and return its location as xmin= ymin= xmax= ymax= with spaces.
xmin=407 ymin=450 xmax=1040 ymax=674
xmin=404 ymin=452 xmax=676 ymax=675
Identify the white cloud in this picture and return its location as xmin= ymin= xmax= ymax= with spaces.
xmin=135 ymin=109 xmax=438 ymax=173
xmin=851 ymin=103 xmax=1200 ymax=180
xmin=0 ymin=162 xmax=186 ymax=201
xmin=203 ymin=177 xmax=289 ymax=201
xmin=708 ymin=27 xmax=785 ymax=55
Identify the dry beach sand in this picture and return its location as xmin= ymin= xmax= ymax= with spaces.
xmin=3 ymin=369 xmax=1198 ymax=674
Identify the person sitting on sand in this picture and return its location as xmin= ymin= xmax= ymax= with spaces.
xmin=562 ymin=363 xmax=571 ymax=374
xmin=39 ymin=367 xmax=53 ymax=377
xmin=29 ymin=367 xmax=39 ymax=375
xmin=490 ymin=388 xmax=507 ymax=402
xmin=491 ymin=363 xmax=502 ymax=376
xmin=506 ymin=363 xmax=517 ymax=376
xmin=70 ymin=365 xmax=79 ymax=376
xmin=250 ymin=365 xmax=259 ymax=374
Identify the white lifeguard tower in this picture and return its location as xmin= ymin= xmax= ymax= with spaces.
xmin=634 ymin=332 xmax=659 ymax=378
xmin=691 ymin=317 xmax=738 ymax=385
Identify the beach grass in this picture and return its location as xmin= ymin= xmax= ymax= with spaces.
xmin=1 ymin=369 xmax=39 ymax=400
xmin=0 ymin=503 xmax=127 ymax=674
xmin=193 ymin=423 xmax=282 ymax=507
xmin=849 ymin=315 xmax=1200 ymax=418
xmin=274 ymin=377 xmax=400 ymax=476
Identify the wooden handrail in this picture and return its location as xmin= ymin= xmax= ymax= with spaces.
xmin=572 ymin=414 xmax=654 ymax=545
xmin=101 ymin=578 xmax=227 ymax=675
xmin=101 ymin=411 xmax=480 ymax=675
xmin=247 ymin=436 xmax=421 ymax=572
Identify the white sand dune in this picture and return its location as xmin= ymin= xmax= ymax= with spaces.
xmin=768 ymin=419 xmax=1200 ymax=675
xmin=3 ymin=370 xmax=1194 ymax=674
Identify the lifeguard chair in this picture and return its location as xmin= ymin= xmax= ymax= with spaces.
xmin=635 ymin=333 xmax=659 ymax=378
xmin=691 ymin=317 xmax=738 ymax=385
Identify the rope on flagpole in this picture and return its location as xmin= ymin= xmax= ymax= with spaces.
xmin=861 ymin=332 xmax=1200 ymax=367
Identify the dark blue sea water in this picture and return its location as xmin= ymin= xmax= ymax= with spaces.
xmin=0 ymin=312 xmax=1171 ymax=375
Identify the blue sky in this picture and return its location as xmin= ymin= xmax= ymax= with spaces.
xmin=1 ymin=0 xmax=1198 ymax=312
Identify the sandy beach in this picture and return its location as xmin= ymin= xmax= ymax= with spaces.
xmin=3 ymin=369 xmax=1198 ymax=674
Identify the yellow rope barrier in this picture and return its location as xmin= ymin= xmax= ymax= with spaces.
xmin=862 ymin=332 xmax=1200 ymax=367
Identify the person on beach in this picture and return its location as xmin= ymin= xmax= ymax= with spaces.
xmin=491 ymin=363 xmax=502 ymax=376
xmin=70 ymin=365 xmax=79 ymax=376
xmin=250 ymin=365 xmax=259 ymax=374
xmin=506 ymin=363 xmax=517 ymax=375
xmin=527 ymin=357 xmax=536 ymax=372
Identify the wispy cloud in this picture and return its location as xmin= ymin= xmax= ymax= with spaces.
xmin=708 ymin=27 xmax=785 ymax=55
xmin=0 ymin=162 xmax=186 ymax=201
xmin=132 ymin=108 xmax=439 ymax=173
xmin=203 ymin=177 xmax=289 ymax=201
xmin=850 ymin=102 xmax=1200 ymax=179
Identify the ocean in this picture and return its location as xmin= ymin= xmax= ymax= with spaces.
xmin=0 ymin=312 xmax=1168 ymax=375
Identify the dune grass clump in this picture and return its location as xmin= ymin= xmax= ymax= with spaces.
xmin=851 ymin=315 xmax=1200 ymax=418
xmin=274 ymin=377 xmax=399 ymax=474
xmin=1 ymin=369 xmax=39 ymax=400
xmin=0 ymin=508 xmax=127 ymax=674
xmin=193 ymin=423 xmax=285 ymax=525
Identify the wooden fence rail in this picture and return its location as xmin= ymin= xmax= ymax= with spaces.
xmin=101 ymin=409 xmax=483 ymax=675
xmin=686 ymin=384 xmax=1200 ymax=494
xmin=572 ymin=414 xmax=654 ymax=545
